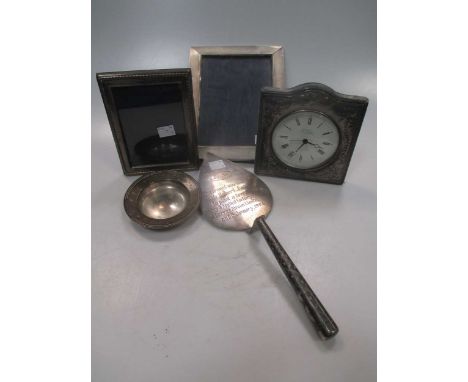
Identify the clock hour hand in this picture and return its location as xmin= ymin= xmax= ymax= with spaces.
xmin=305 ymin=141 xmax=323 ymax=150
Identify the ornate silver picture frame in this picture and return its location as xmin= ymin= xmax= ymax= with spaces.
xmin=189 ymin=46 xmax=285 ymax=161
xmin=96 ymin=69 xmax=199 ymax=175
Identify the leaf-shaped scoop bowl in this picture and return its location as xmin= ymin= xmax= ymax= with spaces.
xmin=199 ymin=153 xmax=339 ymax=339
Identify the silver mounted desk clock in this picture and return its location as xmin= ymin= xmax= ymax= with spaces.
xmin=254 ymin=83 xmax=368 ymax=184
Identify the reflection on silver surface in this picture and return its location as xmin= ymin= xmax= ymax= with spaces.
xmin=138 ymin=181 xmax=189 ymax=219
xmin=199 ymin=153 xmax=272 ymax=230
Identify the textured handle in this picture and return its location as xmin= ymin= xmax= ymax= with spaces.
xmin=255 ymin=216 xmax=339 ymax=339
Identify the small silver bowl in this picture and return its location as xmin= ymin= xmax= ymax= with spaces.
xmin=124 ymin=171 xmax=200 ymax=230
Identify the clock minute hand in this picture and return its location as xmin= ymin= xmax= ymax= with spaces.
xmin=294 ymin=142 xmax=306 ymax=153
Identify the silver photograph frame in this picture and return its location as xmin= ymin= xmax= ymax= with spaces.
xmin=189 ymin=46 xmax=285 ymax=161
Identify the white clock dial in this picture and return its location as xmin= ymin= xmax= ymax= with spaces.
xmin=271 ymin=111 xmax=340 ymax=169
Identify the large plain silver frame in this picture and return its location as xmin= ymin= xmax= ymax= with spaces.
xmin=189 ymin=46 xmax=285 ymax=161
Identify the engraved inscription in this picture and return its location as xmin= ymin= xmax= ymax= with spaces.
xmin=203 ymin=181 xmax=265 ymax=224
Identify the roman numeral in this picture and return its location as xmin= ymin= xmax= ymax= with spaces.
xmin=283 ymin=124 xmax=291 ymax=130
xmin=318 ymin=149 xmax=325 ymax=155
xmin=295 ymin=118 xmax=301 ymax=126
xmin=316 ymin=122 xmax=324 ymax=129
xmin=299 ymin=154 xmax=303 ymax=161
xmin=288 ymin=151 xmax=295 ymax=158
xmin=281 ymin=143 xmax=289 ymax=149
xmin=322 ymin=131 xmax=332 ymax=135
xmin=308 ymin=117 xmax=312 ymax=125
xmin=322 ymin=142 xmax=332 ymax=146
xmin=280 ymin=135 xmax=288 ymax=138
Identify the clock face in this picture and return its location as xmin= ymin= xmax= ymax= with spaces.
xmin=271 ymin=111 xmax=340 ymax=169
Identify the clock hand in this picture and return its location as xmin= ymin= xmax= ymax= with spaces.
xmin=305 ymin=141 xmax=323 ymax=149
xmin=288 ymin=139 xmax=323 ymax=150
xmin=295 ymin=142 xmax=307 ymax=153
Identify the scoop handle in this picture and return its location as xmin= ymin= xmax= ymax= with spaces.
xmin=255 ymin=216 xmax=339 ymax=339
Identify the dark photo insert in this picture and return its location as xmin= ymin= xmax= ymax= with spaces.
xmin=198 ymin=55 xmax=272 ymax=147
xmin=112 ymin=84 xmax=188 ymax=167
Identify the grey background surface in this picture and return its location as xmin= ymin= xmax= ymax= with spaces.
xmin=92 ymin=0 xmax=376 ymax=381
